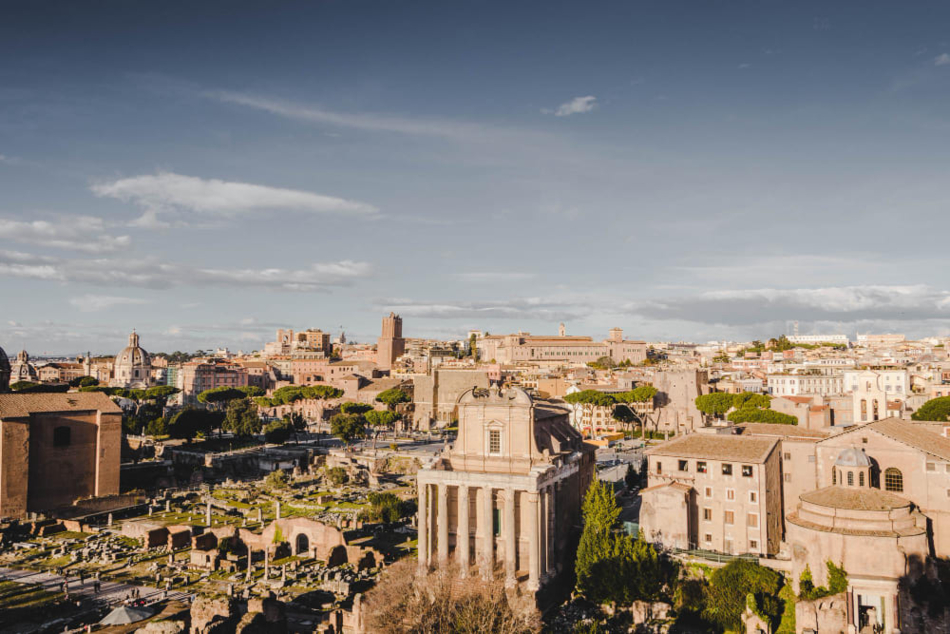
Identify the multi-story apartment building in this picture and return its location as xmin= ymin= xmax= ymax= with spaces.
xmin=640 ymin=433 xmax=783 ymax=556
xmin=177 ymin=362 xmax=249 ymax=404
xmin=787 ymin=334 xmax=849 ymax=346
xmin=767 ymin=372 xmax=843 ymax=397
xmin=843 ymin=369 xmax=909 ymax=423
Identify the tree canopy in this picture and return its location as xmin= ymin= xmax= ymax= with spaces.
xmin=11 ymin=381 xmax=69 ymax=393
xmin=256 ymin=384 xmax=344 ymax=407
xmin=375 ymin=388 xmax=410 ymax=410
xmin=728 ymin=407 xmax=798 ymax=425
xmin=365 ymin=409 xmax=400 ymax=430
xmin=912 ymin=396 xmax=950 ymax=422
xmin=694 ymin=393 xmax=737 ymax=418
xmin=223 ymin=398 xmax=262 ymax=437
xmin=69 ymin=376 xmax=99 ymax=388
xmin=264 ymin=417 xmax=292 ymax=444
xmin=145 ymin=385 xmax=180 ymax=400
xmin=197 ymin=386 xmax=246 ymax=404
xmin=330 ymin=412 xmax=365 ymax=445
xmin=703 ymin=559 xmax=783 ymax=631
xmin=167 ymin=407 xmax=223 ymax=440
xmin=565 ymin=390 xmax=617 ymax=408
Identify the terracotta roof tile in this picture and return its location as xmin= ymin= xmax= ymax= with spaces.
xmin=0 ymin=392 xmax=122 ymax=418
xmin=647 ymin=434 xmax=779 ymax=463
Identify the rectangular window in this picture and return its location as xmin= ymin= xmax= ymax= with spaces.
xmin=750 ymin=491 xmax=758 ymax=503
xmin=742 ymin=465 xmax=753 ymax=477
xmin=784 ymin=473 xmax=791 ymax=482
xmin=703 ymin=508 xmax=712 ymax=521
xmin=656 ymin=461 xmax=663 ymax=474
xmin=727 ymin=489 xmax=735 ymax=501
xmin=704 ymin=533 xmax=712 ymax=543
xmin=724 ymin=511 xmax=734 ymax=525
xmin=783 ymin=452 xmax=791 ymax=460
xmin=749 ymin=540 xmax=758 ymax=550
xmin=722 ymin=463 xmax=733 ymax=476
xmin=489 ymin=430 xmax=501 ymax=454
xmin=697 ymin=461 xmax=707 ymax=473
xmin=747 ymin=513 xmax=759 ymax=528
xmin=705 ymin=487 xmax=713 ymax=498
xmin=928 ymin=463 xmax=937 ymax=472
xmin=678 ymin=460 xmax=689 ymax=472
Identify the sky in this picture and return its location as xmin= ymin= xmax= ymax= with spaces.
xmin=2 ymin=0 xmax=950 ymax=355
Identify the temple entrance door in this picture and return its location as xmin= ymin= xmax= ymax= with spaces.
xmin=295 ymin=533 xmax=309 ymax=556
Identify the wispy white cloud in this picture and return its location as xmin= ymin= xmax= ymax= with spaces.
xmin=0 ymin=216 xmax=131 ymax=253
xmin=936 ymin=53 xmax=950 ymax=66
xmin=91 ymin=172 xmax=378 ymax=226
xmin=738 ymin=63 xmax=752 ymax=69
xmin=374 ymin=297 xmax=589 ymax=321
xmin=205 ymin=90 xmax=526 ymax=144
xmin=0 ymin=249 xmax=372 ymax=292
xmin=544 ymin=96 xmax=598 ymax=117
xmin=69 ymin=294 xmax=151 ymax=313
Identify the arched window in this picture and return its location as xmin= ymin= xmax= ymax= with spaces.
xmin=832 ymin=468 xmax=836 ymax=485
xmin=860 ymin=399 xmax=868 ymax=421
xmin=53 ymin=426 xmax=71 ymax=447
xmin=859 ymin=472 xmax=865 ymax=487
xmin=847 ymin=471 xmax=854 ymax=486
xmin=885 ymin=468 xmax=903 ymax=492
xmin=872 ymin=400 xmax=880 ymax=421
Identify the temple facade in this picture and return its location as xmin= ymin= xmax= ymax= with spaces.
xmin=416 ymin=386 xmax=595 ymax=592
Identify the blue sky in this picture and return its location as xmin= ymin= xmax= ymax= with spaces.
xmin=2 ymin=0 xmax=950 ymax=355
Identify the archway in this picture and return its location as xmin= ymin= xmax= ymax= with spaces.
xmin=295 ymin=533 xmax=310 ymax=556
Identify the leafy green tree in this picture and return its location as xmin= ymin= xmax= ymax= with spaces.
xmin=330 ymin=412 xmax=365 ymax=445
xmin=69 ymin=376 xmax=99 ymax=388
xmin=145 ymin=385 xmax=180 ymax=401
xmin=912 ymin=396 xmax=950 ymax=422
xmin=307 ymin=385 xmax=344 ymax=400
xmin=237 ymin=385 xmax=265 ymax=398
xmin=575 ymin=479 xmax=623 ymax=603
xmin=264 ymin=418 xmax=292 ymax=444
xmin=265 ymin=469 xmax=289 ymax=489
xmin=283 ymin=412 xmax=307 ymax=443
xmin=167 ymin=407 xmax=222 ymax=440
xmin=146 ymin=417 xmax=168 ymax=436
xmin=728 ymin=408 xmax=798 ymax=425
xmin=624 ymin=463 xmax=639 ymax=489
xmin=11 ymin=381 xmax=69 ymax=393
xmin=694 ymin=393 xmax=736 ymax=418
xmin=704 ymin=559 xmax=782 ymax=631
xmin=565 ymin=390 xmax=617 ymax=428
xmin=362 ymin=492 xmax=415 ymax=524
xmin=340 ymin=402 xmax=373 ymax=415
xmin=198 ymin=386 xmax=246 ymax=405
xmin=611 ymin=404 xmax=639 ymax=432
xmin=326 ymin=466 xmax=348 ymax=486
xmin=375 ymin=388 xmax=410 ymax=410
xmin=365 ymin=409 xmax=400 ymax=431
xmin=733 ymin=392 xmax=771 ymax=410
xmin=223 ymin=398 xmax=262 ymax=437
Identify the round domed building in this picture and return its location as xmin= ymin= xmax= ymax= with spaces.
xmin=111 ymin=330 xmax=152 ymax=389
xmin=0 ymin=345 xmax=10 ymax=392
xmin=10 ymin=350 xmax=38 ymax=383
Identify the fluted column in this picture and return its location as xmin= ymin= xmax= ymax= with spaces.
xmin=437 ymin=483 xmax=449 ymax=561
xmin=457 ymin=485 xmax=470 ymax=572
xmin=526 ymin=491 xmax=540 ymax=591
xmin=480 ymin=486 xmax=494 ymax=576
xmin=418 ymin=481 xmax=428 ymax=568
xmin=504 ymin=488 xmax=516 ymax=586
xmin=538 ymin=486 xmax=548 ymax=581
xmin=547 ymin=484 xmax=557 ymax=574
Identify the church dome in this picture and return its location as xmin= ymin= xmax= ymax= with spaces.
xmin=11 ymin=350 xmax=37 ymax=382
xmin=0 ymin=345 xmax=10 ymax=392
xmin=116 ymin=331 xmax=151 ymax=369
xmin=835 ymin=447 xmax=871 ymax=468
xmin=112 ymin=331 xmax=151 ymax=388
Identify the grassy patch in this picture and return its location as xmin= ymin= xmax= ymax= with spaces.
xmin=776 ymin=583 xmax=797 ymax=634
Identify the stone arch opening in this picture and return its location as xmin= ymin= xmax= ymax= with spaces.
xmin=295 ymin=533 xmax=310 ymax=556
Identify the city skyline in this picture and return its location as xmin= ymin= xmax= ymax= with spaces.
xmin=3 ymin=0 xmax=950 ymax=353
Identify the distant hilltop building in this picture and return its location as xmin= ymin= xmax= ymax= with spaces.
xmin=787 ymin=334 xmax=849 ymax=346
xmin=856 ymin=333 xmax=906 ymax=346
xmin=376 ymin=312 xmax=406 ymax=372
xmin=264 ymin=328 xmax=332 ymax=357
xmin=478 ymin=326 xmax=646 ymax=365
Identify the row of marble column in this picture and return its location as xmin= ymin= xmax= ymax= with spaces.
xmin=418 ymin=481 xmax=558 ymax=590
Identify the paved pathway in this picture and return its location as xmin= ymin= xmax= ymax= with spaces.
xmin=0 ymin=566 xmax=191 ymax=605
